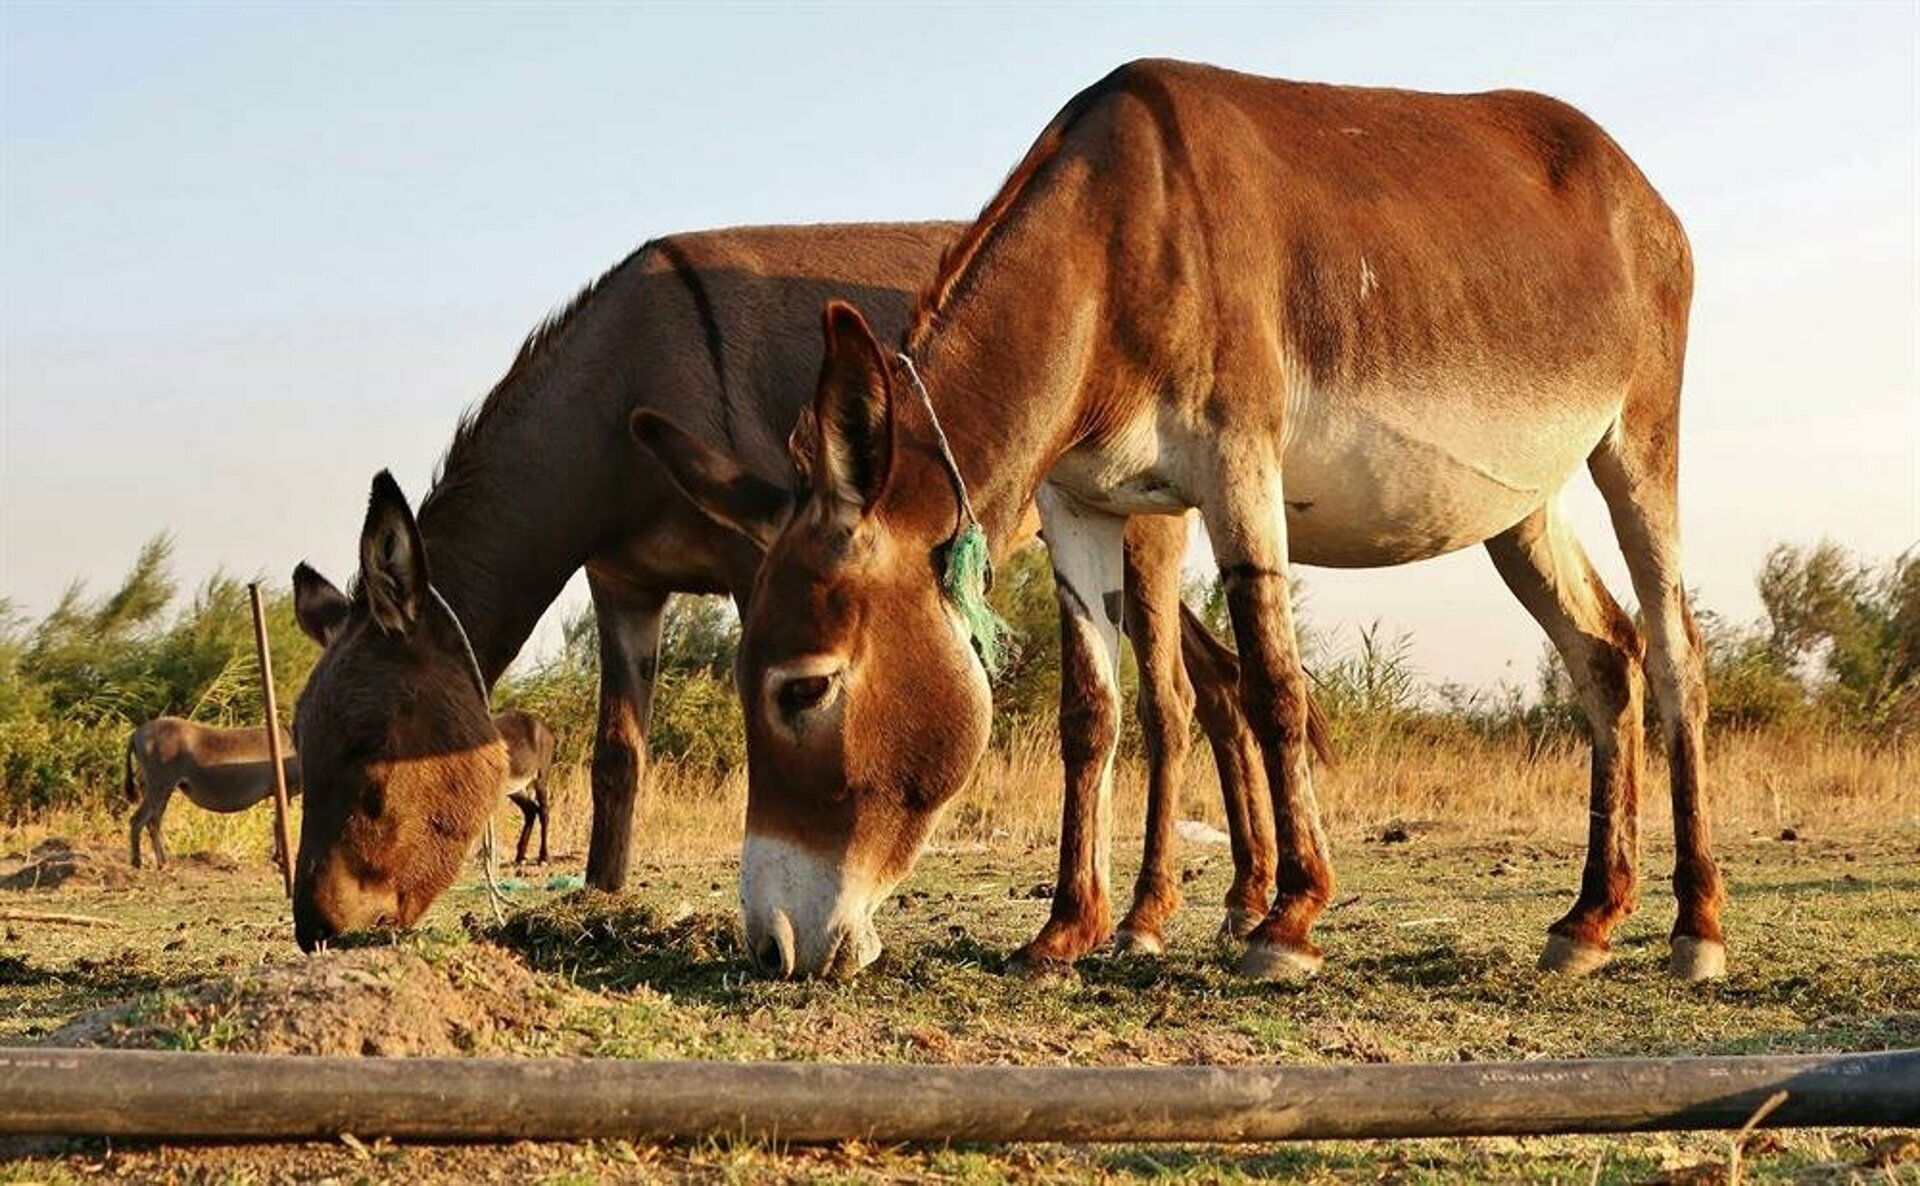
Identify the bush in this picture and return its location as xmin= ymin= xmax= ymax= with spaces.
xmin=495 ymin=595 xmax=749 ymax=773
xmin=6 ymin=533 xmax=1913 ymax=822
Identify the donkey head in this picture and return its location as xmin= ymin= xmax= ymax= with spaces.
xmin=635 ymin=302 xmax=993 ymax=979
xmin=287 ymin=471 xmax=506 ymax=951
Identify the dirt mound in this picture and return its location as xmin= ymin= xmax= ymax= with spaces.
xmin=489 ymin=891 xmax=743 ymax=992
xmin=44 ymin=944 xmax=570 ymax=1057
xmin=0 ymin=839 xmax=139 ymax=891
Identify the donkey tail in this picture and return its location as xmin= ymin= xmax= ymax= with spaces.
xmin=123 ymin=735 xmax=140 ymax=804
xmin=1303 ymin=687 xmax=1338 ymax=772
xmin=1178 ymin=603 xmax=1339 ymax=770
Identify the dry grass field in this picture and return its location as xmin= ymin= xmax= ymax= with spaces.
xmin=3 ymin=730 xmax=1916 ymax=1183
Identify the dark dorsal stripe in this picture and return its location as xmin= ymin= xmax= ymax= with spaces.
xmin=654 ymin=237 xmax=735 ymax=449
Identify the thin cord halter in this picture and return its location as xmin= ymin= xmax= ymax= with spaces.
xmin=428 ymin=584 xmax=490 ymax=706
xmin=427 ymin=583 xmax=509 ymax=921
xmin=894 ymin=352 xmax=991 ymax=589
xmin=893 ymin=352 xmax=1008 ymax=675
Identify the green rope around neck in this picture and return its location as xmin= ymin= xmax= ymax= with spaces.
xmin=941 ymin=520 xmax=1008 ymax=676
xmin=896 ymin=351 xmax=1010 ymax=677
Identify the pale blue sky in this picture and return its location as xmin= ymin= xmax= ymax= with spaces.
xmin=3 ymin=3 xmax=1915 ymax=689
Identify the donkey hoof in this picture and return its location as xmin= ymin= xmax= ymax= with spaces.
xmin=1538 ymin=933 xmax=1611 ymax=976
xmin=1237 ymin=941 xmax=1322 ymax=981
xmin=1669 ymin=936 xmax=1727 ymax=982
xmin=1112 ymin=928 xmax=1164 ymax=957
xmin=1006 ymin=947 xmax=1081 ymax=983
xmin=1218 ymin=908 xmax=1264 ymax=943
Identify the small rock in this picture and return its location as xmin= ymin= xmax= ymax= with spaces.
xmin=1175 ymin=820 xmax=1231 ymax=846
xmin=1779 ymin=828 xmax=1800 ymax=842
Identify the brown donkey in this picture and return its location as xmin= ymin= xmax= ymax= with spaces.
xmin=286 ymin=223 xmax=1290 ymax=952
xmin=494 ymin=708 xmax=557 ymax=865
xmin=641 ymin=61 xmax=1725 ymax=983
xmin=124 ymin=718 xmax=300 ymax=868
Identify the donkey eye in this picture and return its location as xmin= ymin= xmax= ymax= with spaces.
xmin=776 ymin=674 xmax=835 ymax=717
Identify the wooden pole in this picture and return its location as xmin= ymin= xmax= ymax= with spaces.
xmin=0 ymin=1048 xmax=1912 ymax=1143
xmin=247 ymin=582 xmax=297 ymax=899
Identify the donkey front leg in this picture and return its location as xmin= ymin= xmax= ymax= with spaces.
xmin=583 ymin=570 xmax=668 ymax=892
xmin=1113 ymin=515 xmax=1197 ymax=955
xmin=1011 ymin=486 xmax=1127 ymax=975
xmin=1201 ymin=463 xmax=1334 ymax=979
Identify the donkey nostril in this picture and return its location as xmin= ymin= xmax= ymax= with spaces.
xmin=753 ymin=934 xmax=782 ymax=974
xmin=752 ymin=923 xmax=798 ymax=979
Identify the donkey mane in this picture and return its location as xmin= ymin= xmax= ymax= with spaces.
xmin=425 ymin=241 xmax=658 ymax=504
xmin=905 ymin=68 xmax=1128 ymax=354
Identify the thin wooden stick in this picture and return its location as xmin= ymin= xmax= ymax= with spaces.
xmin=0 ymin=1048 xmax=1913 ymax=1144
xmin=247 ymin=583 xmax=297 ymax=899
xmin=0 ymin=909 xmax=117 ymax=928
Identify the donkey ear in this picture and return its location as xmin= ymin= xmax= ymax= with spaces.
xmin=811 ymin=300 xmax=894 ymax=515
xmin=631 ymin=411 xmax=792 ymax=551
xmin=291 ymin=562 xmax=350 ymax=646
xmin=359 ymin=470 xmax=428 ymax=635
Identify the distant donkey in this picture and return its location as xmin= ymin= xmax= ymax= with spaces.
xmin=493 ymin=708 xmax=556 ymax=865
xmin=124 ymin=718 xmax=300 ymax=869
xmin=126 ymin=712 xmax=555 ymax=869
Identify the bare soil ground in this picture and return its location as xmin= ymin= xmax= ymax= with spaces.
xmin=1 ymin=808 xmax=1915 ymax=1184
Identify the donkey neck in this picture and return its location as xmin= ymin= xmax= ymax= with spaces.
xmin=415 ymin=259 xmax=659 ymax=683
xmin=891 ymin=177 xmax=1128 ymax=558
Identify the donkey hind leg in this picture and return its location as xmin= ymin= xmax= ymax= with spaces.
xmin=583 ymin=572 xmax=668 ymax=892
xmin=1200 ymin=464 xmax=1332 ymax=980
xmin=128 ymin=801 xmax=149 ymax=868
xmin=509 ymin=793 xmax=538 ymax=865
xmin=1011 ymin=485 xmax=1127 ymax=975
xmin=534 ymin=774 xmax=551 ymax=864
xmin=1592 ymin=421 xmax=1726 ymax=981
xmin=1487 ymin=501 xmax=1647 ymax=975
xmin=1112 ymin=515 xmax=1197 ymax=956
xmin=146 ymin=789 xmax=172 ymax=870
xmin=1179 ymin=605 xmax=1277 ymax=942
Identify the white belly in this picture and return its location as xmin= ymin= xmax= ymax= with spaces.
xmin=1279 ymin=379 xmax=1621 ymax=566
xmin=1046 ymin=378 xmax=1623 ymax=567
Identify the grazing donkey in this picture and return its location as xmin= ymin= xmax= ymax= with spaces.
xmin=640 ymin=61 xmax=1726 ymax=983
xmin=285 ymin=223 xmax=1304 ymax=952
xmin=124 ymin=711 xmax=554 ymax=871
xmin=494 ymin=708 xmax=557 ymax=865
xmin=124 ymin=718 xmax=299 ymax=869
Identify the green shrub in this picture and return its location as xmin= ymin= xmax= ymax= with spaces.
xmin=1 ymin=536 xmax=319 ymax=821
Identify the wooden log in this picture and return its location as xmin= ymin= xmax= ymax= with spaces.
xmin=0 ymin=909 xmax=116 ymax=928
xmin=0 ymin=1048 xmax=1912 ymax=1144
xmin=246 ymin=582 xmax=296 ymax=899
